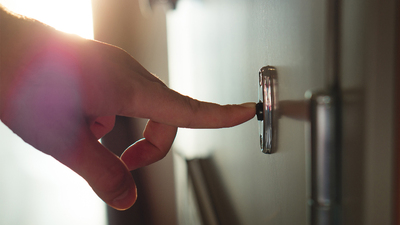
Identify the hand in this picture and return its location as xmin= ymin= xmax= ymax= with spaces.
xmin=0 ymin=29 xmax=255 ymax=210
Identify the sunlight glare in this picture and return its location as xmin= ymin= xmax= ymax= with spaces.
xmin=0 ymin=0 xmax=94 ymax=39
xmin=0 ymin=1 xmax=106 ymax=225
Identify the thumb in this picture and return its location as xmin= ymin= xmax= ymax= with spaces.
xmin=61 ymin=128 xmax=137 ymax=210
xmin=121 ymin=120 xmax=177 ymax=171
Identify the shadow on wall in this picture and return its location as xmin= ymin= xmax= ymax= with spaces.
xmin=187 ymin=157 xmax=240 ymax=225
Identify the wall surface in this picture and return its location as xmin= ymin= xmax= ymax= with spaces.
xmin=167 ymin=0 xmax=398 ymax=224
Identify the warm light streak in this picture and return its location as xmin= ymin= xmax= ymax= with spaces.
xmin=0 ymin=0 xmax=94 ymax=39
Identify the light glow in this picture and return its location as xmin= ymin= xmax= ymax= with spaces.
xmin=0 ymin=1 xmax=106 ymax=225
xmin=0 ymin=0 xmax=94 ymax=39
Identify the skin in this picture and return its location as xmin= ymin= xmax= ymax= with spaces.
xmin=0 ymin=5 xmax=256 ymax=210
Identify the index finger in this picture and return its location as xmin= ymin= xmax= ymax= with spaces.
xmin=121 ymin=82 xmax=256 ymax=128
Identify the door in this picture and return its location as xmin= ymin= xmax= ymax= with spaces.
xmin=166 ymin=0 xmax=398 ymax=224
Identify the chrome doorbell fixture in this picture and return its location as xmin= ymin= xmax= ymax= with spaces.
xmin=256 ymin=66 xmax=278 ymax=154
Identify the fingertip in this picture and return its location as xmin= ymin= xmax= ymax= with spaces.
xmin=110 ymin=183 xmax=138 ymax=210
xmin=66 ymin=129 xmax=138 ymax=211
xmin=87 ymin=159 xmax=138 ymax=211
xmin=89 ymin=161 xmax=137 ymax=210
xmin=239 ymin=102 xmax=257 ymax=110
xmin=121 ymin=138 xmax=169 ymax=171
xmin=238 ymin=102 xmax=257 ymax=119
xmin=121 ymin=121 xmax=177 ymax=171
xmin=216 ymin=102 xmax=256 ymax=128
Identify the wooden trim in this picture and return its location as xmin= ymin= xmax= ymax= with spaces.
xmin=395 ymin=2 xmax=400 ymax=223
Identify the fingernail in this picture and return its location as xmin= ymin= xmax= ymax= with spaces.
xmin=240 ymin=102 xmax=256 ymax=108
xmin=114 ymin=189 xmax=130 ymax=201
xmin=112 ymin=186 xmax=137 ymax=210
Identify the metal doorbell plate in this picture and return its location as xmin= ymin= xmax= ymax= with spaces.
xmin=256 ymin=66 xmax=278 ymax=154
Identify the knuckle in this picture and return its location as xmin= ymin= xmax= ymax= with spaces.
xmin=92 ymin=161 xmax=128 ymax=194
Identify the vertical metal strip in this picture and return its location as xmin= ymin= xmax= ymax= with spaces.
xmin=310 ymin=92 xmax=340 ymax=225
xmin=308 ymin=0 xmax=342 ymax=223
